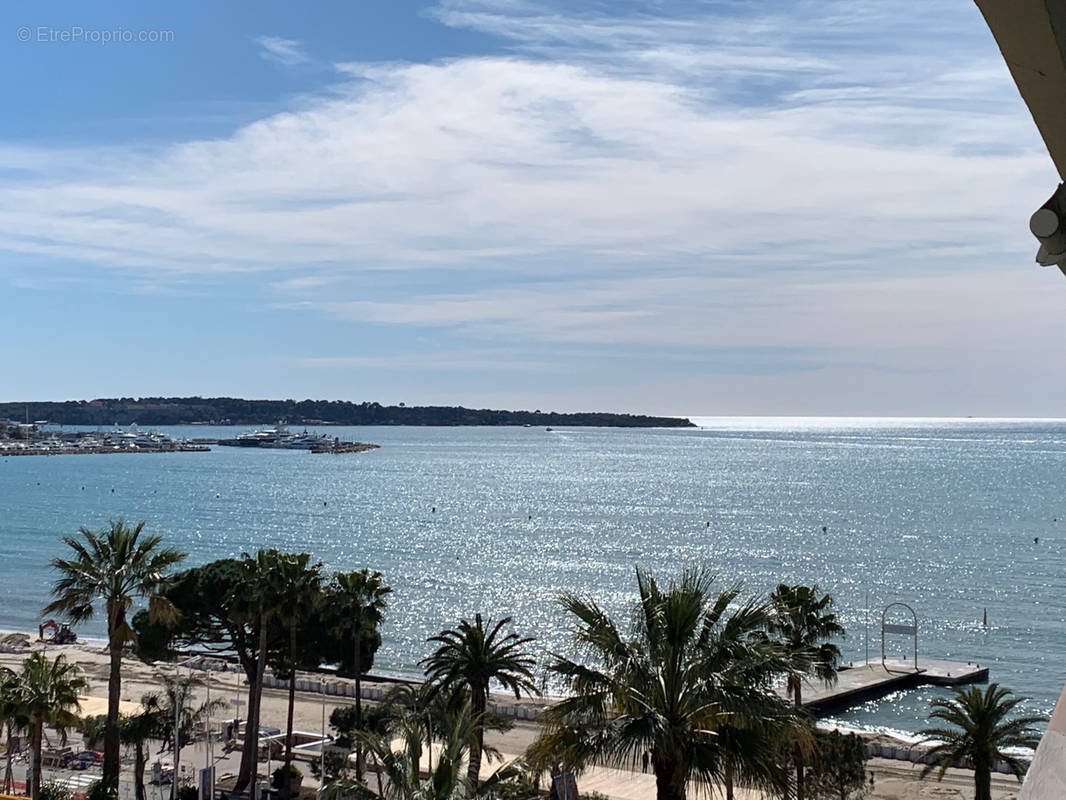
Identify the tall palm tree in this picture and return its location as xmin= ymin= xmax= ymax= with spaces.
xmin=422 ymin=614 xmax=537 ymax=787
xmin=43 ymin=519 xmax=186 ymax=793
xmin=274 ymin=553 xmax=322 ymax=793
xmin=232 ymin=549 xmax=284 ymax=792
xmin=120 ymin=694 xmax=165 ymax=800
xmin=0 ymin=667 xmax=27 ymax=794
xmin=536 ymin=567 xmax=797 ymax=800
xmin=331 ymin=569 xmax=391 ymax=782
xmin=919 ymin=684 xmax=1044 ymax=800
xmin=768 ymin=583 xmax=844 ymax=800
xmin=17 ymin=652 xmax=86 ymax=800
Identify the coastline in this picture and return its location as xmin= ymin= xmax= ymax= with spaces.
xmin=0 ymin=631 xmax=1031 ymax=754
xmin=0 ymin=633 xmax=1030 ymax=800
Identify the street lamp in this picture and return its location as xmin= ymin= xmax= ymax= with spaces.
xmin=320 ymin=680 xmax=325 ymax=784
xmin=204 ymin=666 xmax=214 ymax=778
xmin=169 ymin=656 xmax=201 ymax=800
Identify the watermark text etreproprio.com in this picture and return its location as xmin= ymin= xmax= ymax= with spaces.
xmin=16 ymin=26 xmax=175 ymax=44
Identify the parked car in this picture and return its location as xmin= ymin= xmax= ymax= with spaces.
xmin=70 ymin=752 xmax=99 ymax=770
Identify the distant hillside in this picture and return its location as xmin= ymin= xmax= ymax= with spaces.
xmin=0 ymin=397 xmax=695 ymax=428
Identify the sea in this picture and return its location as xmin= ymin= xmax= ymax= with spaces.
xmin=2 ymin=417 xmax=1064 ymax=739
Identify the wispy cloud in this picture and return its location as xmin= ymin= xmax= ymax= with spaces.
xmin=255 ymin=36 xmax=310 ymax=66
xmin=0 ymin=48 xmax=1045 ymax=279
xmin=297 ymin=353 xmax=562 ymax=372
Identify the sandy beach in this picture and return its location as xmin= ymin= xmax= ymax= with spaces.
xmin=0 ymin=635 xmax=1030 ymax=800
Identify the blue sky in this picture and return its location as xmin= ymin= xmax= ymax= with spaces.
xmin=1 ymin=0 xmax=1063 ymax=415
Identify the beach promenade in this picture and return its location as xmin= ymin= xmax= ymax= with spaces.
xmin=0 ymin=642 xmax=1007 ymax=800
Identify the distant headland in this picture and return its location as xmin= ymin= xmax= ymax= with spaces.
xmin=0 ymin=397 xmax=695 ymax=428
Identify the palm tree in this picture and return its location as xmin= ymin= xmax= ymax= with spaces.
xmin=768 ymin=583 xmax=844 ymax=800
xmin=157 ymin=676 xmax=226 ymax=780
xmin=324 ymin=698 xmax=533 ymax=800
xmin=919 ymin=684 xmax=1045 ymax=800
xmin=17 ymin=652 xmax=86 ymax=800
xmin=43 ymin=519 xmax=186 ymax=793
xmin=716 ymin=719 xmax=801 ymax=800
xmin=0 ymin=667 xmax=27 ymax=794
xmin=536 ymin=567 xmax=797 ymax=800
xmin=328 ymin=694 xmax=402 ymax=797
xmin=80 ymin=714 xmax=108 ymax=751
xmin=120 ymin=695 xmax=165 ymax=800
xmin=232 ymin=549 xmax=285 ymax=792
xmin=331 ymin=569 xmax=391 ymax=782
xmin=381 ymin=680 xmax=519 ymax=795
xmin=422 ymin=614 xmax=537 ymax=787
xmin=273 ymin=553 xmax=322 ymax=793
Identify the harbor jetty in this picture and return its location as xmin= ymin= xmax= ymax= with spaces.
xmin=311 ymin=439 xmax=380 ymax=454
xmin=796 ymin=656 xmax=989 ymax=715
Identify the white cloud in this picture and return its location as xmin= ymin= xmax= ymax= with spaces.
xmin=255 ymin=36 xmax=309 ymax=66
xmin=0 ymin=0 xmax=1063 ymax=399
xmin=0 ymin=52 xmax=1048 ymax=279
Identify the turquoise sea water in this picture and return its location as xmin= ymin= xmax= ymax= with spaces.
xmin=1 ymin=418 xmax=1064 ymax=737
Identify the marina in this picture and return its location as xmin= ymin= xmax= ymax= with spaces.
xmin=0 ymin=420 xmax=377 ymax=456
xmin=0 ymin=420 xmax=208 ymax=456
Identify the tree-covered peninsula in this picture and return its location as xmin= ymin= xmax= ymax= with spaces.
xmin=0 ymin=397 xmax=695 ymax=428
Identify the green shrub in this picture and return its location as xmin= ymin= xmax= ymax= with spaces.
xmin=807 ymin=730 xmax=870 ymax=800
xmin=309 ymin=748 xmax=351 ymax=781
xmin=38 ymin=784 xmax=74 ymax=800
xmin=85 ymin=780 xmax=117 ymax=800
xmin=272 ymin=763 xmax=302 ymax=789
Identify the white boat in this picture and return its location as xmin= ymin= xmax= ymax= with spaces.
xmin=218 ymin=424 xmax=334 ymax=450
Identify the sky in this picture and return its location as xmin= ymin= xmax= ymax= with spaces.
xmin=0 ymin=0 xmax=1063 ymax=416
